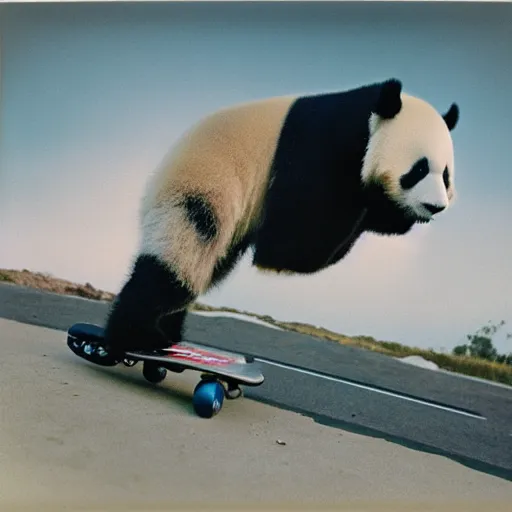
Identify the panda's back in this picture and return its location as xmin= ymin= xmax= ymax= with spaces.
xmin=142 ymin=95 xmax=297 ymax=237
xmin=158 ymin=96 xmax=295 ymax=191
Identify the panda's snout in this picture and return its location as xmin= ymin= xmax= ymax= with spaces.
xmin=421 ymin=202 xmax=445 ymax=215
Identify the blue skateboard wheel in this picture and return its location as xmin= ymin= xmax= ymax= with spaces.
xmin=192 ymin=380 xmax=224 ymax=418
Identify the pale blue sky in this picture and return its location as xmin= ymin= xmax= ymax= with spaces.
xmin=1 ymin=2 xmax=511 ymax=353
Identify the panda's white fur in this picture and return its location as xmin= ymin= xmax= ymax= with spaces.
xmin=100 ymin=78 xmax=460 ymax=356
xmin=138 ymin=95 xmax=297 ymax=295
xmin=362 ymin=93 xmax=456 ymax=222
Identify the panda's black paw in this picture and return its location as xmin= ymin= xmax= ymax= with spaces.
xmin=67 ymin=337 xmax=121 ymax=367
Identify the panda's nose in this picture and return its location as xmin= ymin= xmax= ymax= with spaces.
xmin=422 ymin=202 xmax=445 ymax=215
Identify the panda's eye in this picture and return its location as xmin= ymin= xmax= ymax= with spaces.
xmin=400 ymin=157 xmax=429 ymax=190
xmin=443 ymin=166 xmax=450 ymax=189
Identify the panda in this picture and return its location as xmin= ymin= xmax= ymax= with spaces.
xmin=85 ymin=78 xmax=460 ymax=364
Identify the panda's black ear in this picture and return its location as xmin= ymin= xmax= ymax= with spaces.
xmin=373 ymin=79 xmax=402 ymax=119
xmin=443 ymin=103 xmax=459 ymax=131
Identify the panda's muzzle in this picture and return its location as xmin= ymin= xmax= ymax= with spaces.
xmin=421 ymin=202 xmax=445 ymax=215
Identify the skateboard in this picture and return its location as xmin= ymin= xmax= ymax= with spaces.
xmin=66 ymin=322 xmax=264 ymax=418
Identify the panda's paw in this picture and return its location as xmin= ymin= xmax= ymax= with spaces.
xmin=67 ymin=338 xmax=120 ymax=367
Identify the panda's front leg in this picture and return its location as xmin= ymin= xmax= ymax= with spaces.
xmin=101 ymin=253 xmax=197 ymax=358
xmin=69 ymin=253 xmax=197 ymax=365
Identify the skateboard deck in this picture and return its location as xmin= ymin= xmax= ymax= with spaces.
xmin=123 ymin=344 xmax=264 ymax=384
xmin=66 ymin=322 xmax=265 ymax=418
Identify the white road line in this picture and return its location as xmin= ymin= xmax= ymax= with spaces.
xmin=256 ymin=357 xmax=486 ymax=421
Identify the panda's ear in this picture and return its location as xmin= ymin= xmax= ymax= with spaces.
xmin=443 ymin=103 xmax=459 ymax=131
xmin=373 ymin=79 xmax=403 ymax=119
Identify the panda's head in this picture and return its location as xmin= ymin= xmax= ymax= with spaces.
xmin=361 ymin=79 xmax=459 ymax=235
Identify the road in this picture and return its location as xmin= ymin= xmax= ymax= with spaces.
xmin=1 ymin=283 xmax=511 ymax=486
xmin=3 ymin=317 xmax=512 ymax=509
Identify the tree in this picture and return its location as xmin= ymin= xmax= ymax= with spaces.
xmin=496 ymin=353 xmax=512 ymax=365
xmin=452 ymin=320 xmax=511 ymax=363
xmin=453 ymin=344 xmax=468 ymax=356
xmin=496 ymin=353 xmax=506 ymax=364
xmin=467 ymin=335 xmax=498 ymax=361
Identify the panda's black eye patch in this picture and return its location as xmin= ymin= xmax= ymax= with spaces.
xmin=400 ymin=157 xmax=429 ymax=190
xmin=443 ymin=166 xmax=450 ymax=189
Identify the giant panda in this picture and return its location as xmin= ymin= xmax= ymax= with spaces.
xmin=87 ymin=78 xmax=460 ymax=364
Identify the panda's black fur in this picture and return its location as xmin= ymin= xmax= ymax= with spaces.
xmin=252 ymin=80 xmax=409 ymax=274
xmin=101 ymin=78 xmax=459 ymax=356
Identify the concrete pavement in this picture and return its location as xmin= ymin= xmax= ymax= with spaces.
xmin=1 ymin=318 xmax=511 ymax=510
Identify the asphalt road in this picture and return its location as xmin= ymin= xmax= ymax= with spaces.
xmin=1 ymin=282 xmax=511 ymax=481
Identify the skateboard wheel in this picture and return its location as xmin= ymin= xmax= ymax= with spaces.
xmin=223 ymin=381 xmax=243 ymax=400
xmin=192 ymin=380 xmax=224 ymax=418
xmin=142 ymin=362 xmax=167 ymax=384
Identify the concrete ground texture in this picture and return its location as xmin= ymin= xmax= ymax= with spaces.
xmin=1 ymin=318 xmax=511 ymax=510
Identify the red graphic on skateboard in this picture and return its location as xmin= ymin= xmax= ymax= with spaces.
xmin=162 ymin=346 xmax=238 ymax=366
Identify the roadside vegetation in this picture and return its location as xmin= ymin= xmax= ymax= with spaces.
xmin=1 ymin=267 xmax=511 ymax=386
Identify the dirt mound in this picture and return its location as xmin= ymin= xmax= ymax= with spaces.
xmin=0 ymin=268 xmax=116 ymax=302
